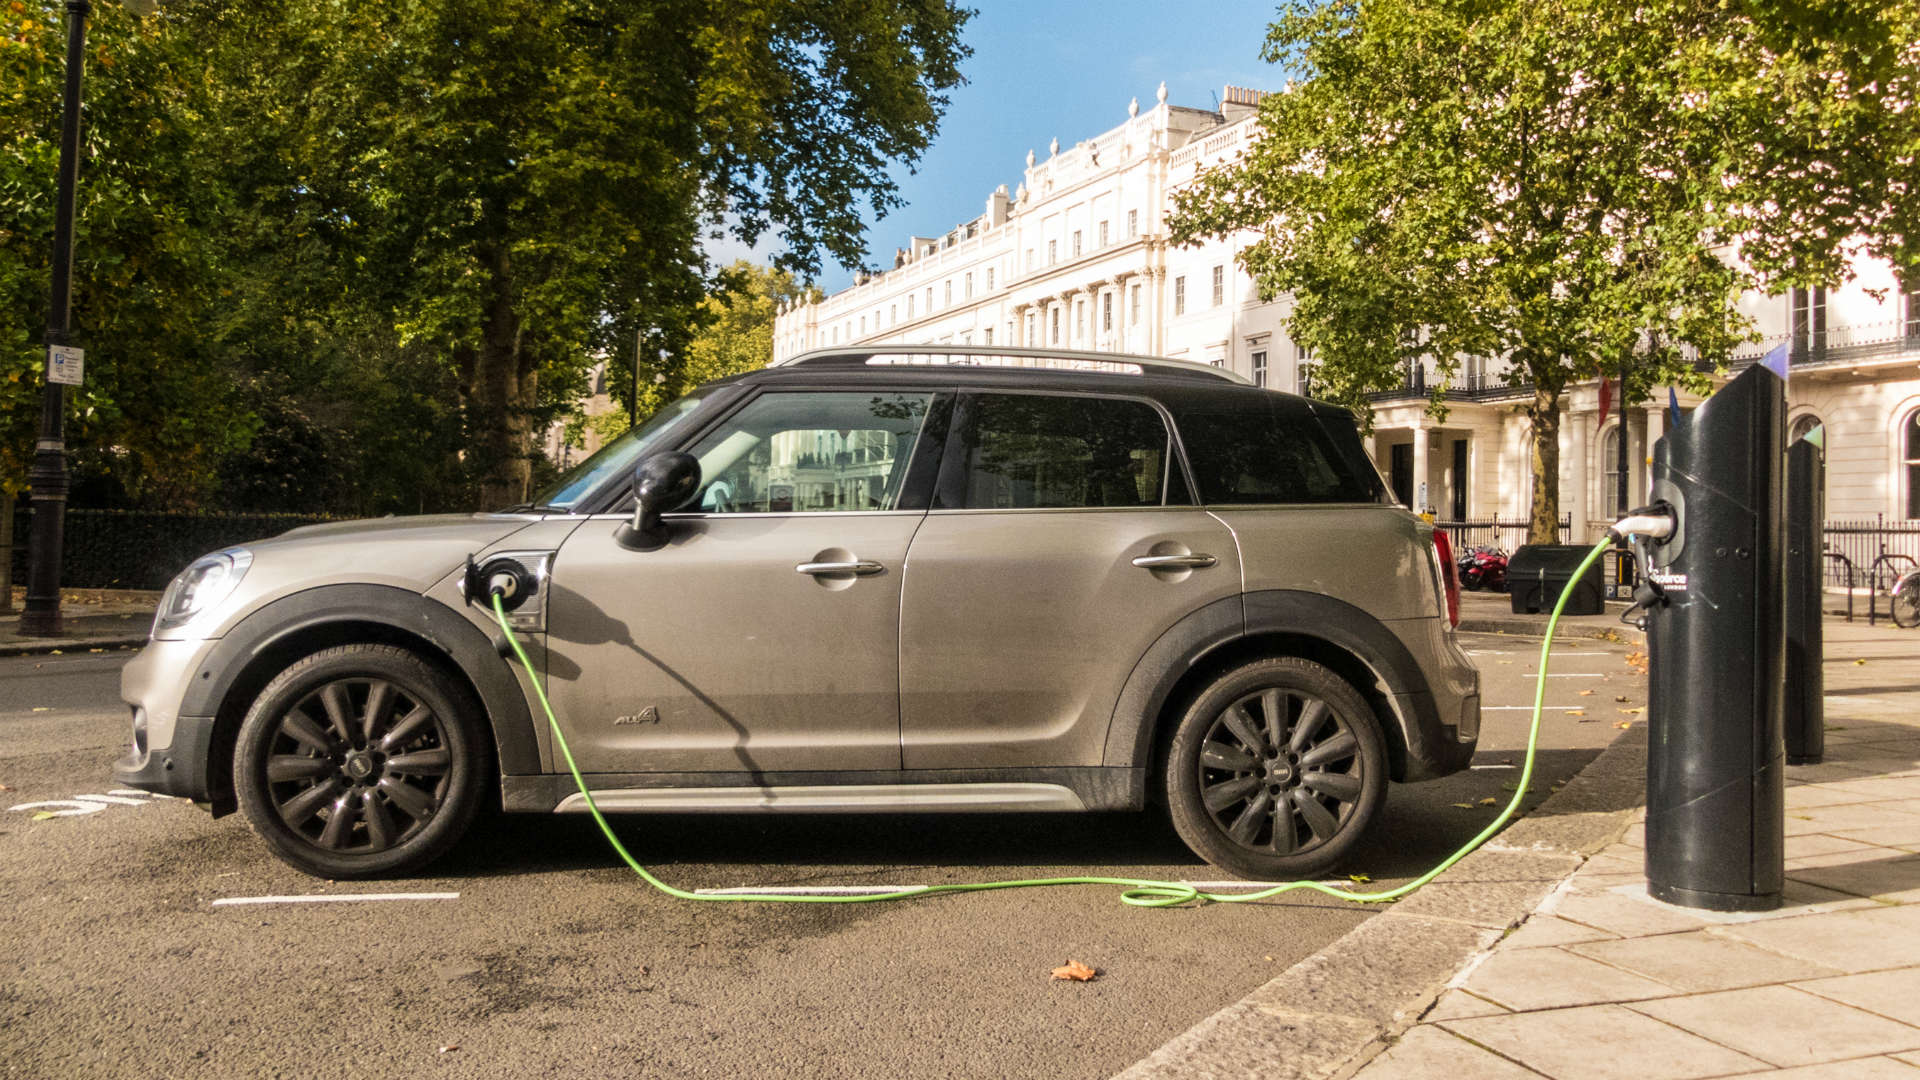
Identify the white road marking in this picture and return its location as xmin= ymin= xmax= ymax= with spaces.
xmin=71 ymin=794 xmax=150 ymax=806
xmin=9 ymin=799 xmax=108 ymax=816
xmin=211 ymin=893 xmax=460 ymax=907
xmin=1470 ymin=764 xmax=1517 ymax=770
xmin=1484 ymin=705 xmax=1585 ymax=711
xmin=1524 ymin=673 xmax=1612 ymax=678
xmin=8 ymin=789 xmax=180 ymax=816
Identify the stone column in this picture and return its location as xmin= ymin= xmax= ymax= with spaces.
xmin=1568 ymin=408 xmax=1588 ymax=540
xmin=1411 ymin=418 xmax=1430 ymax=515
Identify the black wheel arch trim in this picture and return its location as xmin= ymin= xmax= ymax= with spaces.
xmin=178 ymin=584 xmax=537 ymax=781
xmin=1103 ymin=589 xmax=1470 ymax=786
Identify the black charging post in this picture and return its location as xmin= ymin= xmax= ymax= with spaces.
xmin=1642 ymin=364 xmax=1787 ymax=912
xmin=1785 ymin=430 xmax=1825 ymax=765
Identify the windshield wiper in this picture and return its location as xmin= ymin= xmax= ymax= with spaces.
xmin=494 ymin=502 xmax=570 ymax=515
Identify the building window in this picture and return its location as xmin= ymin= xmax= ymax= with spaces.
xmin=907 ymin=295 xmax=915 ymax=318
xmin=1130 ymin=284 xmax=1141 ymax=325
xmin=945 ymin=281 xmax=953 ymax=306
xmin=1601 ymin=425 xmax=1626 ymax=519
xmin=926 ymin=287 xmax=933 ymax=311
xmin=1790 ymin=287 xmax=1827 ymax=359
xmin=1076 ymin=299 xmax=1086 ymax=340
xmin=1072 ymin=230 xmax=1082 ymax=257
xmin=983 ymin=327 xmax=993 ymax=346
xmin=831 ymin=327 xmax=838 ymax=344
xmin=1026 ymin=313 xmax=1036 ymax=346
xmin=859 ymin=316 xmax=865 ymax=336
xmin=1252 ymin=350 xmax=1268 ymax=388
xmin=1102 ymin=292 xmax=1113 ymax=333
xmin=1026 ymin=249 xmax=1034 ymax=270
xmin=1905 ymin=407 xmax=1920 ymax=518
xmin=1905 ymin=277 xmax=1919 ymax=339
xmin=1790 ymin=413 xmax=1827 ymax=519
xmin=1127 ymin=209 xmax=1138 ymax=236
xmin=1174 ymin=276 xmax=1186 ymax=316
xmin=1048 ymin=240 xmax=1057 ymax=265
xmin=1212 ymin=265 xmax=1225 ymax=307
xmin=964 ymin=272 xmax=973 ymax=299
xmin=1050 ymin=306 xmax=1061 ymax=345
xmin=1099 ymin=221 xmax=1110 ymax=247
xmin=986 ymin=268 xmax=995 ymax=291
xmin=1297 ymin=343 xmax=1318 ymax=396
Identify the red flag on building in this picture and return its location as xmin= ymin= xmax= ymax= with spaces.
xmin=1597 ymin=375 xmax=1613 ymax=429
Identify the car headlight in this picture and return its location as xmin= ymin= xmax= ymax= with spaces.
xmin=153 ymin=549 xmax=254 ymax=638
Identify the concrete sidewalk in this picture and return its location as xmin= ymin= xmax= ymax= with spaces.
xmin=1353 ymin=615 xmax=1920 ymax=1080
xmin=0 ymin=588 xmax=156 ymax=655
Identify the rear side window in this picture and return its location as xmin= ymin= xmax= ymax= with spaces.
xmin=1174 ymin=398 xmax=1385 ymax=504
xmin=944 ymin=393 xmax=1170 ymax=509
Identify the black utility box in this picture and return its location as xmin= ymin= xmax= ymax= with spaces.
xmin=1508 ymin=544 xmax=1605 ymax=615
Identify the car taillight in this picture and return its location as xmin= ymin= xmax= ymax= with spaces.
xmin=1432 ymin=528 xmax=1460 ymax=628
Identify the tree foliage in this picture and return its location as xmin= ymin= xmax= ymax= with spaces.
xmin=1169 ymin=0 xmax=1913 ymax=541
xmin=2 ymin=0 xmax=969 ymax=512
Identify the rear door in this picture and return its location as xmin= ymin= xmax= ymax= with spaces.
xmin=897 ymin=390 xmax=1242 ymax=768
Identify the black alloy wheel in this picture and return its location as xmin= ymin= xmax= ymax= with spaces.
xmin=1166 ymin=658 xmax=1387 ymax=879
xmin=235 ymin=644 xmax=489 ymax=879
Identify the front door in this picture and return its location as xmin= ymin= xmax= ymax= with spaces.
xmin=545 ymin=389 xmax=943 ymax=774
xmin=1390 ymin=443 xmax=1414 ymax=509
xmin=898 ymin=391 xmax=1242 ymax=769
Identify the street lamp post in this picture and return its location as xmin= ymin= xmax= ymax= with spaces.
xmin=22 ymin=0 xmax=94 ymax=637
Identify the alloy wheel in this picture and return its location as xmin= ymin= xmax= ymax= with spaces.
xmin=262 ymin=677 xmax=451 ymax=853
xmin=1195 ymin=687 xmax=1364 ymax=855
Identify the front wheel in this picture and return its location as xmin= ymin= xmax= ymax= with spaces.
xmin=1893 ymin=570 xmax=1920 ymax=630
xmin=1165 ymin=658 xmax=1388 ymax=880
xmin=234 ymin=644 xmax=490 ymax=879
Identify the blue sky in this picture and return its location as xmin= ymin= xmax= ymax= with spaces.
xmin=708 ymin=2 xmax=1288 ymax=292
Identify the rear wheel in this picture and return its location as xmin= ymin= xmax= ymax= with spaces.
xmin=234 ymin=644 xmax=490 ymax=879
xmin=1165 ymin=657 xmax=1388 ymax=879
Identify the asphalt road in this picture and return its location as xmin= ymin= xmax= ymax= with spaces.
xmin=0 ymin=632 xmax=1643 ymax=1079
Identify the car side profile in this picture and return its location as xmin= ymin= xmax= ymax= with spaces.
xmin=113 ymin=346 xmax=1479 ymax=881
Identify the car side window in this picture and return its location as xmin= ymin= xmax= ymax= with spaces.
xmin=683 ymin=391 xmax=936 ymax=513
xmin=946 ymin=394 xmax=1170 ymax=510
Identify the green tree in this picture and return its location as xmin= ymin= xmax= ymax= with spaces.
xmin=1 ymin=2 xmax=254 ymax=506
xmin=188 ymin=0 xmax=970 ymax=507
xmin=1169 ymin=0 xmax=1760 ymax=542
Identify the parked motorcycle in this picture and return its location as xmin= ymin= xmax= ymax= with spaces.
xmin=1457 ymin=546 xmax=1510 ymax=593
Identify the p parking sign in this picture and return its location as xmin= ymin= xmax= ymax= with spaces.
xmin=47 ymin=345 xmax=84 ymax=386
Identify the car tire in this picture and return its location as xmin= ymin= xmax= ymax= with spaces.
xmin=234 ymin=644 xmax=490 ymax=879
xmin=1165 ymin=657 xmax=1388 ymax=880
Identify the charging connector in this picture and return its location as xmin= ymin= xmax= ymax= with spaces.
xmin=462 ymin=554 xmax=538 ymax=613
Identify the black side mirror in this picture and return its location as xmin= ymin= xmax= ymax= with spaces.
xmin=616 ymin=451 xmax=701 ymax=550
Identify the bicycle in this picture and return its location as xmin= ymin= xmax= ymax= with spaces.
xmin=1894 ymin=567 xmax=1920 ymax=630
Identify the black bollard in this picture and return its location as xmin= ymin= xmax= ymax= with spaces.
xmin=1785 ymin=433 xmax=1825 ymax=765
xmin=1642 ymin=364 xmax=1787 ymax=912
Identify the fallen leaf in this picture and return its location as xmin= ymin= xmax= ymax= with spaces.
xmin=1855 ymin=658 xmax=1867 ymax=666
xmin=1614 ymin=721 xmax=1633 ymax=729
xmin=438 ymin=1045 xmax=459 ymax=1054
xmin=30 ymin=707 xmax=49 ymax=713
xmin=0 ymin=784 xmax=10 ymax=791
xmin=1263 ymin=955 xmax=1274 ymax=962
xmin=87 ymin=648 xmax=103 ymax=654
xmin=1615 ymin=695 xmax=1629 ymax=702
xmin=1477 ymin=797 xmax=1498 ymax=806
xmin=1348 ymin=873 xmax=1372 ymax=884
xmin=32 ymin=811 xmax=56 ymax=821
xmin=1451 ymin=802 xmax=1475 ymax=809
xmin=1619 ymin=707 xmax=1645 ymax=715
xmin=1565 ymin=709 xmax=1586 ymax=717
xmin=48 ymin=650 xmax=62 ymax=656
xmin=1051 ymin=961 xmax=1098 ymax=982
xmin=1579 ymin=689 xmax=1595 ymax=696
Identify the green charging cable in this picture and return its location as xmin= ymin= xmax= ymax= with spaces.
xmin=491 ymin=535 xmax=1614 ymax=908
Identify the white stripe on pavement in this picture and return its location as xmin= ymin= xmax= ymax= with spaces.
xmin=1484 ymin=705 xmax=1587 ymax=711
xmin=211 ymin=892 xmax=460 ymax=907
xmin=693 ymin=881 xmax=1348 ymax=896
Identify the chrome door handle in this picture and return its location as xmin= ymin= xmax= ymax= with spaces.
xmin=1132 ymin=553 xmax=1218 ymax=570
xmin=796 ymin=559 xmax=886 ymax=577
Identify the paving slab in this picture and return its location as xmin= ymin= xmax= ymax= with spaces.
xmin=1567 ymin=930 xmax=1843 ymax=992
xmin=1795 ymin=969 xmax=1920 ymax=1029
xmin=1459 ymin=946 xmax=1674 ymax=1010
xmin=1441 ymin=1003 xmax=1769 ymax=1080
xmin=1629 ymin=985 xmax=1920 ymax=1068
xmin=1353 ymin=1024 xmax=1542 ymax=1080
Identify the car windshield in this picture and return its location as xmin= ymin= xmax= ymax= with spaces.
xmin=528 ymin=390 xmax=713 ymax=511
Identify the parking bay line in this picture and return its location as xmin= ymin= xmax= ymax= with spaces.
xmin=211 ymin=892 xmax=460 ymax=907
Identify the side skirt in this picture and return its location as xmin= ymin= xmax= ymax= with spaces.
xmin=500 ymin=767 xmax=1145 ymax=814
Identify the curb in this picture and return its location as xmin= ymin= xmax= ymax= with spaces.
xmin=1456 ymin=616 xmax=1643 ymax=642
xmin=0 ymin=637 xmax=148 ymax=657
xmin=1113 ymin=726 xmax=1650 ymax=1080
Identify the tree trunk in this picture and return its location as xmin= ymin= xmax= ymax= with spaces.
xmin=466 ymin=246 xmax=537 ymax=509
xmin=1526 ymin=383 xmax=1563 ymax=545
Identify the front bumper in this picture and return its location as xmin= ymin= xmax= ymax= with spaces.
xmin=111 ymin=638 xmax=223 ymax=807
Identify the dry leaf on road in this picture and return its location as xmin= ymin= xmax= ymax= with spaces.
xmin=1051 ymin=961 xmax=1098 ymax=982
xmin=1579 ymin=689 xmax=1595 ymax=696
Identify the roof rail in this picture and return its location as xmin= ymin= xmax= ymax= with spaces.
xmin=770 ymin=344 xmax=1253 ymax=385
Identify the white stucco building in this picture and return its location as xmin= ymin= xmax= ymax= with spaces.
xmin=774 ymin=85 xmax=1920 ymax=536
